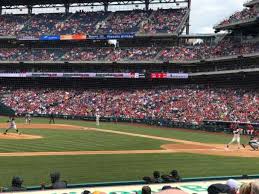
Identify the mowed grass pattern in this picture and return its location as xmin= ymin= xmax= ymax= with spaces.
xmin=41 ymin=119 xmax=248 ymax=144
xmin=0 ymin=117 xmax=255 ymax=187
xmin=1 ymin=153 xmax=259 ymax=187
xmin=0 ymin=117 xmax=249 ymax=152
xmin=0 ymin=128 xmax=169 ymax=152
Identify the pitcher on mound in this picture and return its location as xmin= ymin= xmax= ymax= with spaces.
xmin=3 ymin=117 xmax=21 ymax=135
xmin=227 ymin=126 xmax=242 ymax=149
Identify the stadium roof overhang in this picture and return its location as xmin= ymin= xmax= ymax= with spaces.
xmin=243 ymin=0 xmax=259 ymax=7
xmin=214 ymin=18 xmax=259 ymax=32
xmin=0 ymin=0 xmax=190 ymax=7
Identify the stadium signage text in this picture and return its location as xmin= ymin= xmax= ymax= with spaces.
xmin=151 ymin=73 xmax=189 ymax=79
xmin=17 ymin=36 xmax=39 ymax=40
xmin=39 ymin=35 xmax=60 ymax=41
xmin=19 ymin=33 xmax=135 ymax=41
xmin=0 ymin=73 xmax=144 ymax=79
xmin=88 ymin=33 xmax=135 ymax=40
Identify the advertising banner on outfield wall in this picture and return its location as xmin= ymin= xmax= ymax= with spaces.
xmin=151 ymin=73 xmax=188 ymax=79
xmin=18 ymin=36 xmax=39 ymax=40
xmin=39 ymin=35 xmax=60 ymax=41
xmin=0 ymin=73 xmax=144 ymax=78
xmin=3 ymin=179 xmax=259 ymax=194
xmin=60 ymin=34 xmax=87 ymax=40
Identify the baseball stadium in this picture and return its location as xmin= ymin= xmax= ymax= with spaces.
xmin=0 ymin=0 xmax=258 ymax=193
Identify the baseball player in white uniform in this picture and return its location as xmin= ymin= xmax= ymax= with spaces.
xmin=3 ymin=117 xmax=21 ymax=135
xmin=96 ymin=114 xmax=100 ymax=126
xmin=25 ymin=114 xmax=31 ymax=124
xmin=227 ymin=127 xmax=242 ymax=149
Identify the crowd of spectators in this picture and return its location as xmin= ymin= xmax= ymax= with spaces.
xmin=60 ymin=48 xmax=111 ymax=61
xmin=0 ymin=9 xmax=187 ymax=36
xmin=0 ymin=14 xmax=30 ymax=36
xmin=0 ymin=40 xmax=258 ymax=62
xmin=140 ymin=9 xmax=187 ymax=34
xmin=0 ymin=48 xmax=65 ymax=61
xmin=2 ymin=87 xmax=258 ymax=124
xmin=217 ymin=6 xmax=257 ymax=26
xmin=20 ymin=13 xmax=68 ymax=36
xmin=53 ymin=11 xmax=109 ymax=35
xmin=106 ymin=47 xmax=160 ymax=61
xmin=159 ymin=40 xmax=259 ymax=62
xmin=98 ymin=10 xmax=151 ymax=34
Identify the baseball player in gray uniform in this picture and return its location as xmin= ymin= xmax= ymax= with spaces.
xmin=3 ymin=117 xmax=21 ymax=135
xmin=243 ymin=136 xmax=259 ymax=151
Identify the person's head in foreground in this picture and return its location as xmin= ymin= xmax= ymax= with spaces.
xmin=207 ymin=183 xmax=230 ymax=194
xmin=239 ymin=183 xmax=251 ymax=194
xmin=250 ymin=182 xmax=259 ymax=194
xmin=226 ymin=179 xmax=239 ymax=194
xmin=142 ymin=186 xmax=151 ymax=194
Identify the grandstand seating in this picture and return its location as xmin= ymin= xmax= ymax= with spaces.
xmin=53 ymin=11 xmax=109 ymax=35
xmin=1 ymin=88 xmax=258 ymax=124
xmin=216 ymin=6 xmax=257 ymax=27
xmin=0 ymin=9 xmax=188 ymax=36
xmin=0 ymin=14 xmax=31 ymax=36
xmin=20 ymin=13 xmax=69 ymax=36
xmin=98 ymin=10 xmax=151 ymax=34
xmin=140 ymin=9 xmax=187 ymax=34
xmin=0 ymin=40 xmax=258 ymax=61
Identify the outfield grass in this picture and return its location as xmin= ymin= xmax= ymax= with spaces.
xmin=2 ymin=117 xmax=249 ymax=144
xmin=0 ymin=128 xmax=169 ymax=152
xmin=0 ymin=153 xmax=258 ymax=187
xmin=0 ymin=117 xmax=254 ymax=187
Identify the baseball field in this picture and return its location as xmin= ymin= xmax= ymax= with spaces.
xmin=0 ymin=117 xmax=258 ymax=187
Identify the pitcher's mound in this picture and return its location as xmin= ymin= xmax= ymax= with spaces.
xmin=0 ymin=133 xmax=43 ymax=139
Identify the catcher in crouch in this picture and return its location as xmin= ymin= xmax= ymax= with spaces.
xmin=3 ymin=117 xmax=21 ymax=135
xmin=243 ymin=136 xmax=259 ymax=151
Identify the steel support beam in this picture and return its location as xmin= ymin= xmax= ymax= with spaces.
xmin=145 ymin=0 xmax=149 ymax=10
xmin=65 ymin=3 xmax=70 ymax=14
xmin=27 ymin=5 xmax=32 ymax=15
xmin=103 ymin=0 xmax=109 ymax=12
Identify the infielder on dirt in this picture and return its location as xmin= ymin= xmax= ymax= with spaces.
xmin=227 ymin=127 xmax=242 ymax=149
xmin=25 ymin=113 xmax=31 ymax=124
xmin=3 ymin=117 xmax=21 ymax=135
xmin=96 ymin=114 xmax=100 ymax=126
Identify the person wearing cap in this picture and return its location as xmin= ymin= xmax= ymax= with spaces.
xmin=227 ymin=127 xmax=243 ymax=149
xmin=207 ymin=183 xmax=230 ymax=194
xmin=152 ymin=171 xmax=163 ymax=183
xmin=8 ymin=176 xmax=26 ymax=191
xmin=49 ymin=171 xmax=67 ymax=189
xmin=162 ymin=170 xmax=181 ymax=182
xmin=226 ymin=179 xmax=239 ymax=194
xmin=143 ymin=171 xmax=163 ymax=183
